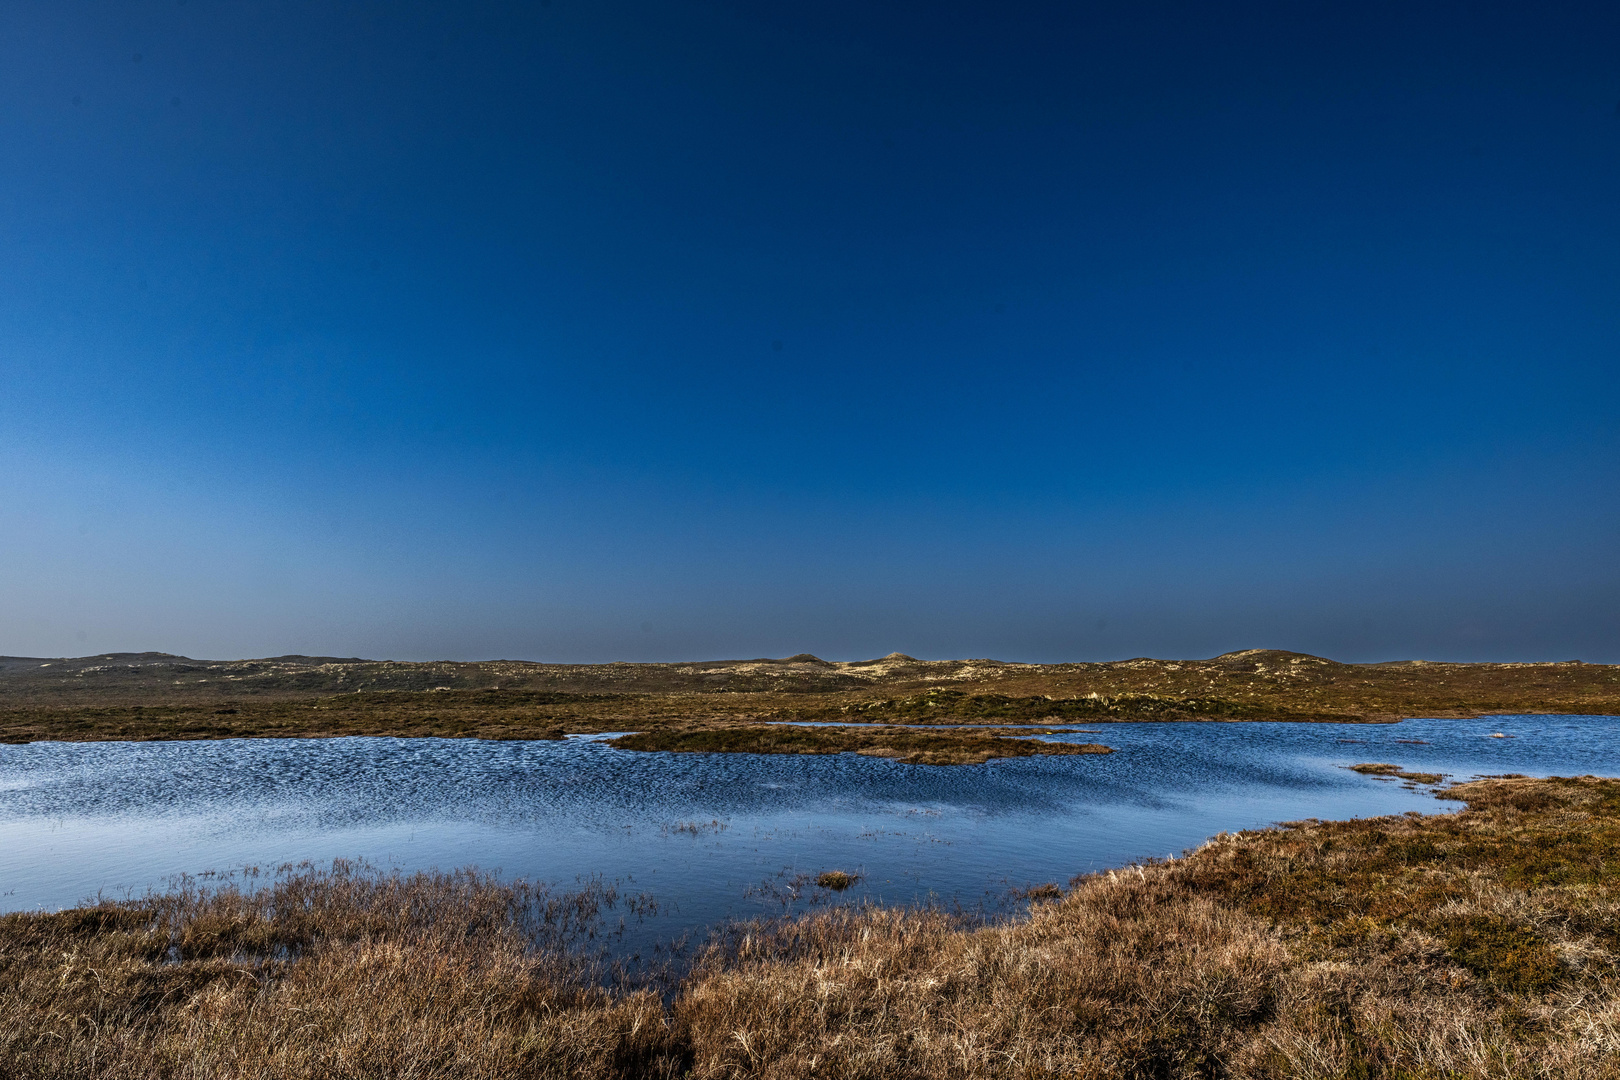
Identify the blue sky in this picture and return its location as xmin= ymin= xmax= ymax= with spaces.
xmin=2 ymin=0 xmax=1617 ymax=663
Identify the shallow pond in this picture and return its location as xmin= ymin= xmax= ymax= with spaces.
xmin=2 ymin=713 xmax=1615 ymax=945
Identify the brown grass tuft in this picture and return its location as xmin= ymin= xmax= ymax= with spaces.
xmin=0 ymin=862 xmax=686 ymax=1078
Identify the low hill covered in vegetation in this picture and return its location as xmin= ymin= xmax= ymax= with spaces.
xmin=1 ymin=648 xmax=1615 ymax=745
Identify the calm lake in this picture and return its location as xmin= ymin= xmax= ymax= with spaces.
xmin=2 ymin=713 xmax=1616 ymax=943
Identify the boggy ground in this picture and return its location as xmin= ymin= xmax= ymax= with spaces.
xmin=607 ymin=724 xmax=1112 ymax=765
xmin=6 ymin=774 xmax=1620 ymax=1078
xmin=2 ymin=649 xmax=1618 ymax=748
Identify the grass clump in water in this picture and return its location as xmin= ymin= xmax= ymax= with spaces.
xmin=1350 ymin=761 xmax=1446 ymax=784
xmin=815 ymin=871 xmax=857 ymax=891
xmin=1014 ymin=882 xmax=1063 ymax=900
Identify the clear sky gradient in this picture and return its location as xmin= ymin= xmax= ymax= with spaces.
xmin=2 ymin=0 xmax=1617 ymax=663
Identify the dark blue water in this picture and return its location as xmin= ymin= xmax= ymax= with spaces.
xmin=1 ymin=713 xmax=1613 ymax=941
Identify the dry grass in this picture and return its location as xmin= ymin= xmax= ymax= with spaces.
xmin=7 ymin=776 xmax=1620 ymax=1077
xmin=607 ymin=724 xmax=1112 ymax=764
xmin=676 ymin=775 xmax=1620 ymax=1077
xmin=0 ymin=862 xmax=685 ymax=1079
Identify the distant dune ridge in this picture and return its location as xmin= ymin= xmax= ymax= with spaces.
xmin=0 ymin=648 xmax=997 ymax=698
xmin=0 ymin=648 xmax=1614 ymax=719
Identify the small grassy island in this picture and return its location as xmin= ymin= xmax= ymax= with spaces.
xmin=1350 ymin=761 xmax=1448 ymax=785
xmin=6 ymin=774 xmax=1619 ymax=1077
xmin=607 ymin=724 xmax=1111 ymax=764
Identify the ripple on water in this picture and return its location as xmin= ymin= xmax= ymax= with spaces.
xmin=1 ymin=714 xmax=1616 ymax=939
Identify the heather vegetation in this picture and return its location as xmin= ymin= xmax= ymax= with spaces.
xmin=2 ymin=648 xmax=1618 ymax=748
xmin=7 ymin=775 xmax=1620 ymax=1077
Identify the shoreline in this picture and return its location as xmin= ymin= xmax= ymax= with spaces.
xmin=4 ymin=774 xmax=1616 ymax=1076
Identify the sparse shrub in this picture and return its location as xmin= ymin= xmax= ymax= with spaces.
xmin=1435 ymin=913 xmax=1565 ymax=993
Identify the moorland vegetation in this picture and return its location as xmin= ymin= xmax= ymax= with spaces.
xmin=1 ymin=648 xmax=1616 ymax=747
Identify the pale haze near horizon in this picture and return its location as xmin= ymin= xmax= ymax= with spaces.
xmin=2 ymin=0 xmax=1617 ymax=666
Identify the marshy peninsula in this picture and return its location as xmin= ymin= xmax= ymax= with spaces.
xmin=4 ymin=650 xmax=1620 ymax=1077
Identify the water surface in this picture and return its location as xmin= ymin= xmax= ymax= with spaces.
xmin=2 ymin=713 xmax=1613 ymax=941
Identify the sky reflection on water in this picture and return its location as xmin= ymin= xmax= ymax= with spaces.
xmin=2 ymin=714 xmax=1616 ymax=941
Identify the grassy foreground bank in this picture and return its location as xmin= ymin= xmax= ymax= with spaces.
xmin=5 ymin=775 xmax=1620 ymax=1078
